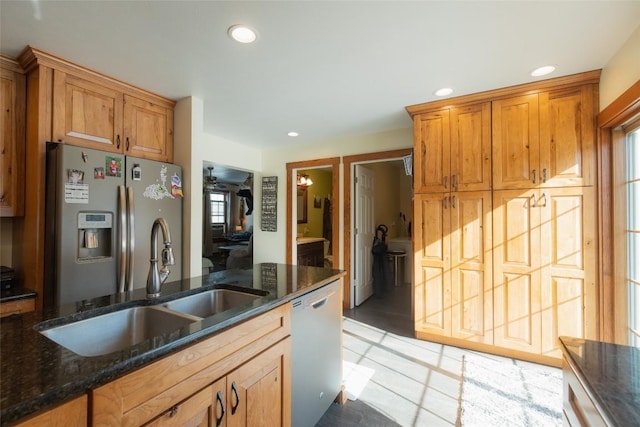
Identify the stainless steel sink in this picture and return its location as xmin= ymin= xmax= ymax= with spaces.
xmin=39 ymin=306 xmax=197 ymax=357
xmin=161 ymin=289 xmax=263 ymax=318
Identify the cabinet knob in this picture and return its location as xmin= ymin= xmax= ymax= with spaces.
xmin=542 ymin=168 xmax=547 ymax=183
xmin=452 ymin=174 xmax=457 ymax=190
xmin=116 ymin=135 xmax=121 ymax=149
xmin=168 ymin=404 xmax=179 ymax=417
xmin=126 ymin=137 xmax=130 ymax=151
xmin=532 ymin=169 xmax=537 ymax=184
xmin=444 ymin=176 xmax=448 ymax=189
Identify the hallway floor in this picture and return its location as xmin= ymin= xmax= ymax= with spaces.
xmin=315 ymin=284 xmax=562 ymax=427
xmin=316 ymin=284 xmax=464 ymax=426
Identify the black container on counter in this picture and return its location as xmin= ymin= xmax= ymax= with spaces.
xmin=0 ymin=266 xmax=17 ymax=290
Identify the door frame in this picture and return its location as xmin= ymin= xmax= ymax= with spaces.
xmin=286 ymin=158 xmax=340 ymax=268
xmin=343 ymin=148 xmax=412 ymax=309
xmin=597 ymin=79 xmax=640 ymax=342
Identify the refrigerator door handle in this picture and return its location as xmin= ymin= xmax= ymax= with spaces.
xmin=117 ymin=185 xmax=127 ymax=293
xmin=126 ymin=186 xmax=136 ymax=292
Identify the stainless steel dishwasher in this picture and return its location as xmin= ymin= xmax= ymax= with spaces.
xmin=291 ymin=279 xmax=342 ymax=427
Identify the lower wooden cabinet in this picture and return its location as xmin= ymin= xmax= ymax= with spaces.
xmin=562 ymin=357 xmax=607 ymax=426
xmin=413 ymin=191 xmax=493 ymax=345
xmin=145 ymin=384 xmax=218 ymax=427
xmin=493 ymin=187 xmax=597 ymax=359
xmin=14 ymin=395 xmax=87 ymax=427
xmin=144 ymin=336 xmax=291 ymax=427
xmin=92 ymin=304 xmax=291 ymax=426
xmin=226 ymin=339 xmax=290 ymax=427
xmin=414 ymin=186 xmax=596 ymax=364
xmin=0 ymin=298 xmax=35 ymax=317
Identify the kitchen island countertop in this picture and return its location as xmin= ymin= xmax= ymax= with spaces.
xmin=559 ymin=336 xmax=640 ymax=426
xmin=0 ymin=264 xmax=345 ymax=425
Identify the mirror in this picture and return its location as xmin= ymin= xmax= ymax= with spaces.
xmin=297 ymin=186 xmax=308 ymax=224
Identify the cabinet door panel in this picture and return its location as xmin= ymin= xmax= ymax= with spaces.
xmin=52 ymin=71 xmax=123 ymax=152
xmin=414 ymin=194 xmax=451 ymax=335
xmin=226 ymin=338 xmax=290 ymax=427
xmin=540 ymin=187 xmax=596 ymax=356
xmin=492 ymin=95 xmax=539 ymax=189
xmin=493 ymin=190 xmax=541 ymax=353
xmin=414 ymin=111 xmax=450 ymax=193
xmin=0 ymin=66 xmax=25 ymax=216
xmin=123 ymin=95 xmax=172 ymax=162
xmin=450 ymin=103 xmax=491 ymax=191
xmin=451 ymin=191 xmax=492 ymax=343
xmin=539 ymin=86 xmax=595 ymax=187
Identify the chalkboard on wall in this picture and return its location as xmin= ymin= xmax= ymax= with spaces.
xmin=261 ymin=176 xmax=278 ymax=232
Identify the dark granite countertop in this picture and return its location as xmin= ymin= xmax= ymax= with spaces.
xmin=0 ymin=264 xmax=345 ymax=425
xmin=559 ymin=336 xmax=640 ymax=426
xmin=0 ymin=287 xmax=37 ymax=303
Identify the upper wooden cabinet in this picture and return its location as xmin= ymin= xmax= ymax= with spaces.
xmin=52 ymin=69 xmax=174 ymax=162
xmin=492 ymin=94 xmax=540 ymax=189
xmin=408 ymin=72 xmax=599 ymax=193
xmin=0 ymin=56 xmax=26 ymax=217
xmin=413 ymin=102 xmax=491 ymax=193
xmin=493 ymin=85 xmax=595 ymax=189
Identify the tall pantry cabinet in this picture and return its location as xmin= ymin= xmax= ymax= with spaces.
xmin=407 ymin=71 xmax=600 ymax=365
xmin=412 ymin=102 xmax=493 ymax=345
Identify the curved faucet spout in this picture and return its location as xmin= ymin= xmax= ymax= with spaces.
xmin=147 ymin=218 xmax=175 ymax=298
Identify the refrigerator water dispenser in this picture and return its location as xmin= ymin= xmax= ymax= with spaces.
xmin=77 ymin=212 xmax=113 ymax=261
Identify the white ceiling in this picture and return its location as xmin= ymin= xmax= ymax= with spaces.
xmin=1 ymin=1 xmax=639 ymax=150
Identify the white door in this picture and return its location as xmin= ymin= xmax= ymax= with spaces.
xmin=354 ymin=164 xmax=375 ymax=306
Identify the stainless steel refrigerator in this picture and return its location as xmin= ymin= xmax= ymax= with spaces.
xmin=44 ymin=143 xmax=183 ymax=307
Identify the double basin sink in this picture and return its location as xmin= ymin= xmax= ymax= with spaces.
xmin=37 ymin=287 xmax=268 ymax=357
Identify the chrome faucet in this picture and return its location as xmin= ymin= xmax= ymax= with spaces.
xmin=146 ymin=218 xmax=175 ymax=298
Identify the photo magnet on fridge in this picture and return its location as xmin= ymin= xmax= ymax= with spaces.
xmin=106 ymin=156 xmax=122 ymax=177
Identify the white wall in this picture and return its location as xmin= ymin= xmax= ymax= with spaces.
xmin=255 ymin=127 xmax=413 ymax=268
xmin=600 ymin=25 xmax=640 ymax=110
xmin=174 ymin=97 xmax=262 ymax=279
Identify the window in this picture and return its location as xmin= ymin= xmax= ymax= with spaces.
xmin=210 ymin=192 xmax=228 ymax=235
xmin=626 ymin=125 xmax=640 ymax=347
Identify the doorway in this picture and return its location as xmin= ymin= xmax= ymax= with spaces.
xmin=343 ymin=148 xmax=413 ymax=310
xmin=201 ymin=162 xmax=254 ymax=275
xmin=285 ymin=158 xmax=340 ymax=272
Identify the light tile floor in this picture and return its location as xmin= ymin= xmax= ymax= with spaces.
xmin=316 ymin=284 xmax=561 ymax=427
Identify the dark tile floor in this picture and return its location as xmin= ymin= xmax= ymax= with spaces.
xmin=343 ymin=284 xmax=413 ymax=337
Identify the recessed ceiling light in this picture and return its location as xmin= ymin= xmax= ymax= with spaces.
xmin=287 ymin=131 xmax=299 ymax=137
xmin=531 ymin=65 xmax=556 ymax=77
xmin=228 ymin=25 xmax=257 ymax=43
xmin=434 ymin=87 xmax=453 ymax=97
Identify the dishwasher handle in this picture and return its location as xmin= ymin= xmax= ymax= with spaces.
xmin=310 ymin=291 xmax=335 ymax=309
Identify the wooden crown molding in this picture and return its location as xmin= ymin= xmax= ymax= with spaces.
xmin=17 ymin=45 xmax=175 ymax=107
xmin=405 ymin=69 xmax=602 ymax=116
xmin=0 ymin=55 xmax=24 ymax=73
xmin=598 ymin=79 xmax=640 ymax=128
